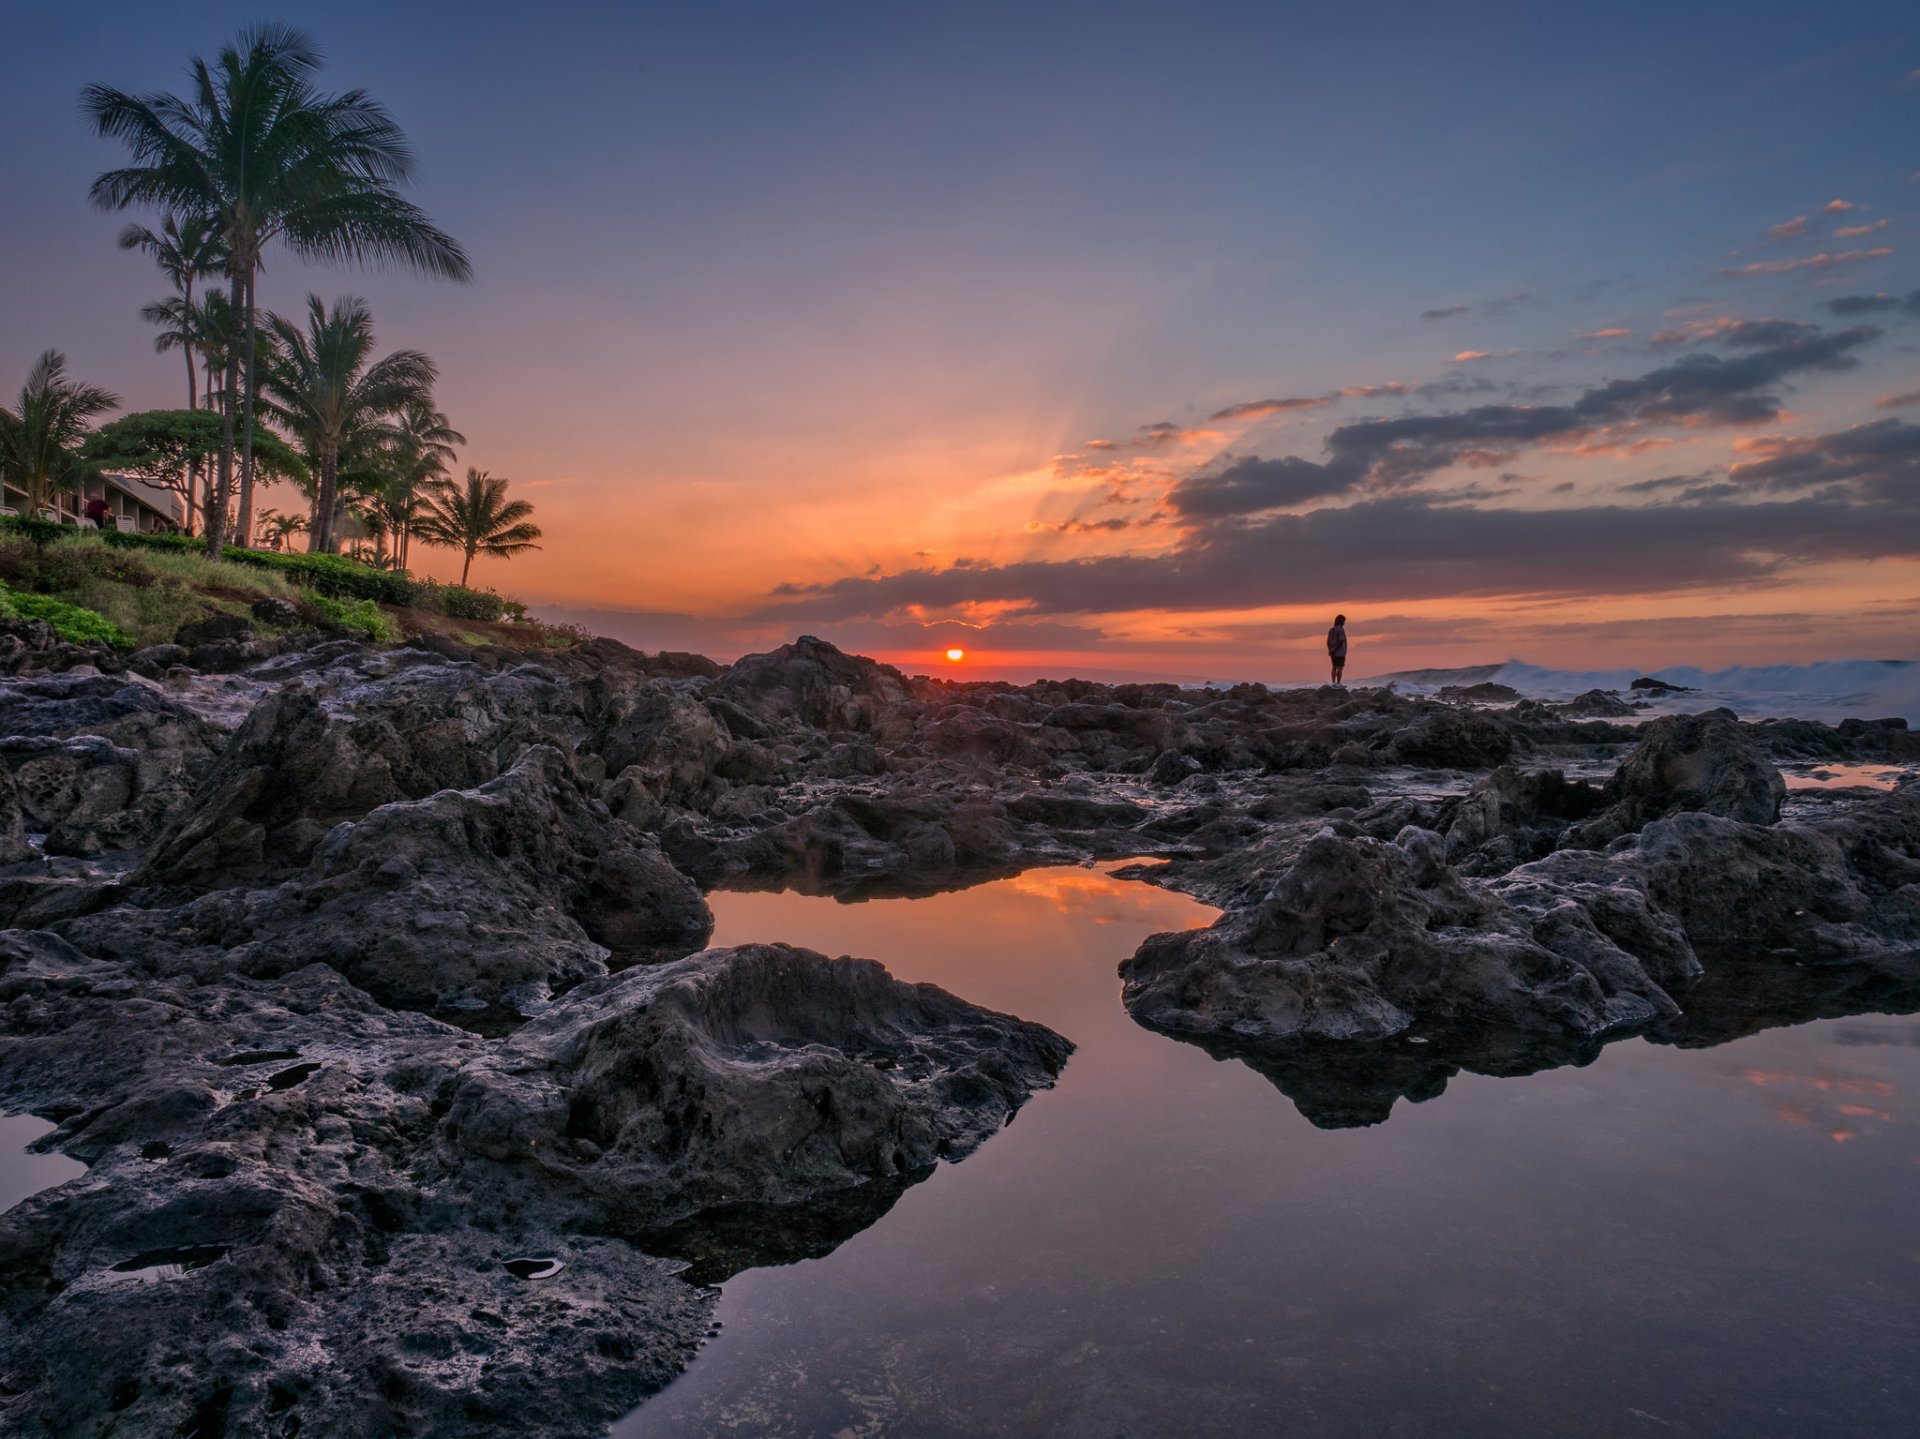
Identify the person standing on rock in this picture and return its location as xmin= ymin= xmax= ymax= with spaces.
xmin=1327 ymin=614 xmax=1348 ymax=685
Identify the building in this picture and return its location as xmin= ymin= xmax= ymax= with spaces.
xmin=1 ymin=474 xmax=186 ymax=533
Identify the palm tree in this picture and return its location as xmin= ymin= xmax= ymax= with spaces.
xmin=379 ymin=399 xmax=463 ymax=570
xmin=256 ymin=508 xmax=307 ymax=551
xmin=0 ymin=351 xmax=120 ymax=516
xmin=257 ymin=294 xmax=437 ymax=553
xmin=84 ymin=23 xmax=471 ymax=554
xmin=415 ymin=468 xmax=542 ymax=586
xmin=120 ymin=213 xmax=223 ymax=411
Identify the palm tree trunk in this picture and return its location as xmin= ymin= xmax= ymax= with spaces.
xmin=235 ymin=266 xmax=259 ymax=549
xmin=308 ymin=447 xmax=339 ymax=554
xmin=206 ymin=270 xmax=243 ymax=554
xmin=461 ymin=547 xmax=474 ymax=586
xmin=183 ymin=274 xmax=198 ymax=412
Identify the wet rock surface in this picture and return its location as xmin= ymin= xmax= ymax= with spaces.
xmin=0 ymin=625 xmax=1913 ymax=1430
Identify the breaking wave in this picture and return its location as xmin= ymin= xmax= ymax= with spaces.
xmin=1373 ymin=659 xmax=1920 ymax=725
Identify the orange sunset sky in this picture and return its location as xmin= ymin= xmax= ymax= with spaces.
xmin=6 ymin=3 xmax=1919 ymax=682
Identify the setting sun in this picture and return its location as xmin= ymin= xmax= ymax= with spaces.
xmin=946 ymin=647 xmax=966 ymax=662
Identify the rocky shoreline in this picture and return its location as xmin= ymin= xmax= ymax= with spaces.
xmin=0 ymin=620 xmax=1915 ymax=1435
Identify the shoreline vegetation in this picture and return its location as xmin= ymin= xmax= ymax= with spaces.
xmin=3 ymin=23 xmax=542 ymax=633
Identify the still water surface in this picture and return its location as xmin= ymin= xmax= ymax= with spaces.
xmin=617 ymin=864 xmax=1919 ymax=1438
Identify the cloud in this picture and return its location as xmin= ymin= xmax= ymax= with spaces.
xmin=1651 ymin=316 xmax=1818 ymax=349
xmin=1727 ymin=417 xmax=1920 ymax=499
xmin=761 ymin=490 xmax=1920 ymax=621
xmin=1418 ymin=293 xmax=1538 ymax=322
xmin=1876 ymin=391 xmax=1920 ymax=410
xmin=1723 ymin=248 xmax=1894 ymax=277
xmin=1134 ymin=421 xmax=1222 ymax=447
xmin=1578 ymin=327 xmax=1635 ymax=339
xmin=1767 ymin=215 xmax=1810 ymax=242
xmin=1307 ymin=322 xmax=1878 ymax=485
xmin=1207 ymin=395 xmax=1333 ymax=422
xmin=1823 ymin=199 xmax=1860 ymax=214
xmin=1834 ymin=219 xmax=1889 ymax=239
xmin=1451 ymin=348 xmax=1523 ymax=363
xmin=1165 ymin=454 xmax=1365 ymax=519
xmin=1026 ymin=515 xmax=1147 ymax=534
xmin=1824 ymin=290 xmax=1920 ymax=317
xmin=1144 ymin=321 xmax=1883 ymax=515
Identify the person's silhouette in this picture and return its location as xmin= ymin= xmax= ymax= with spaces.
xmin=1327 ymin=614 xmax=1348 ymax=685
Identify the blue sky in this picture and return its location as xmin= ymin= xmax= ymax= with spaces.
xmin=4 ymin=3 xmax=1918 ymax=674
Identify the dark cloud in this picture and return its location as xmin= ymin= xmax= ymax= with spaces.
xmin=1155 ymin=322 xmax=1881 ymax=514
xmin=1650 ymin=316 xmax=1819 ymax=350
xmin=1824 ymin=290 xmax=1920 ymax=317
xmin=761 ymin=491 xmax=1920 ymax=621
xmin=1418 ymin=293 xmax=1538 ymax=322
xmin=1167 ymin=454 xmax=1363 ymax=519
xmin=1727 ymin=418 xmax=1920 ymax=499
xmin=1314 ymin=322 xmax=1874 ymax=484
xmin=1207 ymin=395 xmax=1332 ymax=422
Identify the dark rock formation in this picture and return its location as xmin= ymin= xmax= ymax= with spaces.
xmin=0 ymin=626 xmax=1912 ymax=1426
xmin=0 ymin=930 xmax=1065 ymax=1437
xmin=1552 ymin=688 xmax=1638 ymax=719
xmin=1122 ymin=707 xmax=1918 ymax=1128
xmin=1559 ymin=709 xmax=1783 ymax=849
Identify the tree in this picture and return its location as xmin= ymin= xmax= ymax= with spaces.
xmin=255 ymin=508 xmax=307 ymax=551
xmin=415 ymin=468 xmax=542 ymax=586
xmin=81 ymin=409 xmax=304 ymax=533
xmin=0 ymin=351 xmax=120 ymax=515
xmin=372 ymin=399 xmax=463 ymax=569
xmin=120 ymin=213 xmax=223 ymax=410
xmin=85 ymin=23 xmax=471 ymax=555
xmin=257 ymin=294 xmax=437 ymax=553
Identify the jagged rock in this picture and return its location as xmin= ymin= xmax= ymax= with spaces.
xmin=711 ymin=635 xmax=910 ymax=733
xmin=1629 ymin=676 xmax=1696 ymax=694
xmin=248 ymin=596 xmax=302 ymax=628
xmin=1552 ymin=688 xmax=1637 ymax=719
xmin=446 ymin=943 xmax=1074 ymax=1229
xmin=1436 ymin=681 xmax=1520 ymax=704
xmin=1560 ymin=709 xmax=1783 ymax=849
xmin=1120 ymin=824 xmax=1678 ymax=1047
xmin=0 ymin=765 xmax=33 ymax=865
xmin=1435 ymin=765 xmax=1604 ymax=874
xmin=72 ymin=746 xmax=712 ymax=1013
xmin=173 ymin=612 xmax=253 ymax=647
xmin=0 ymin=926 xmax=1065 ymax=1438
xmin=1387 ymin=706 xmax=1517 ymax=768
xmin=137 ymin=658 xmax=591 ymax=885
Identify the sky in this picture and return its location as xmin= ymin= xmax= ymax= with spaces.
xmin=3 ymin=1 xmax=1918 ymax=681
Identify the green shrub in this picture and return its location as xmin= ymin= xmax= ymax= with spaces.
xmin=0 ymin=582 xmax=134 ymax=648
xmin=415 ymin=580 xmax=505 ymax=621
xmin=0 ymin=515 xmax=75 ymax=549
xmin=308 ymin=594 xmax=398 ymax=642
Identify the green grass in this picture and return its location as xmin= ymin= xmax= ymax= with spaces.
xmin=309 ymin=594 xmax=399 ymax=643
xmin=0 ymin=522 xmax=548 ymax=652
xmin=0 ymin=581 xmax=134 ymax=649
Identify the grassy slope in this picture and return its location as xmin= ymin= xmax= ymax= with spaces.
xmin=0 ymin=532 xmax=573 ymax=652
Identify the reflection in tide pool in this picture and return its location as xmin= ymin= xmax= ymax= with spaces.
xmin=1 ymin=1112 xmax=85 ymax=1211
xmin=617 ymin=864 xmax=1920 ymax=1439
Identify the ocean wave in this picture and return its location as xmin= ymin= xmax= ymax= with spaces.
xmin=1370 ymin=658 xmax=1919 ymax=724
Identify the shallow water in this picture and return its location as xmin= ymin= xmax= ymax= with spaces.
xmin=1780 ymin=761 xmax=1914 ymax=792
xmin=616 ymin=865 xmax=1920 ymax=1439
xmin=0 ymin=1112 xmax=85 ymax=1211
